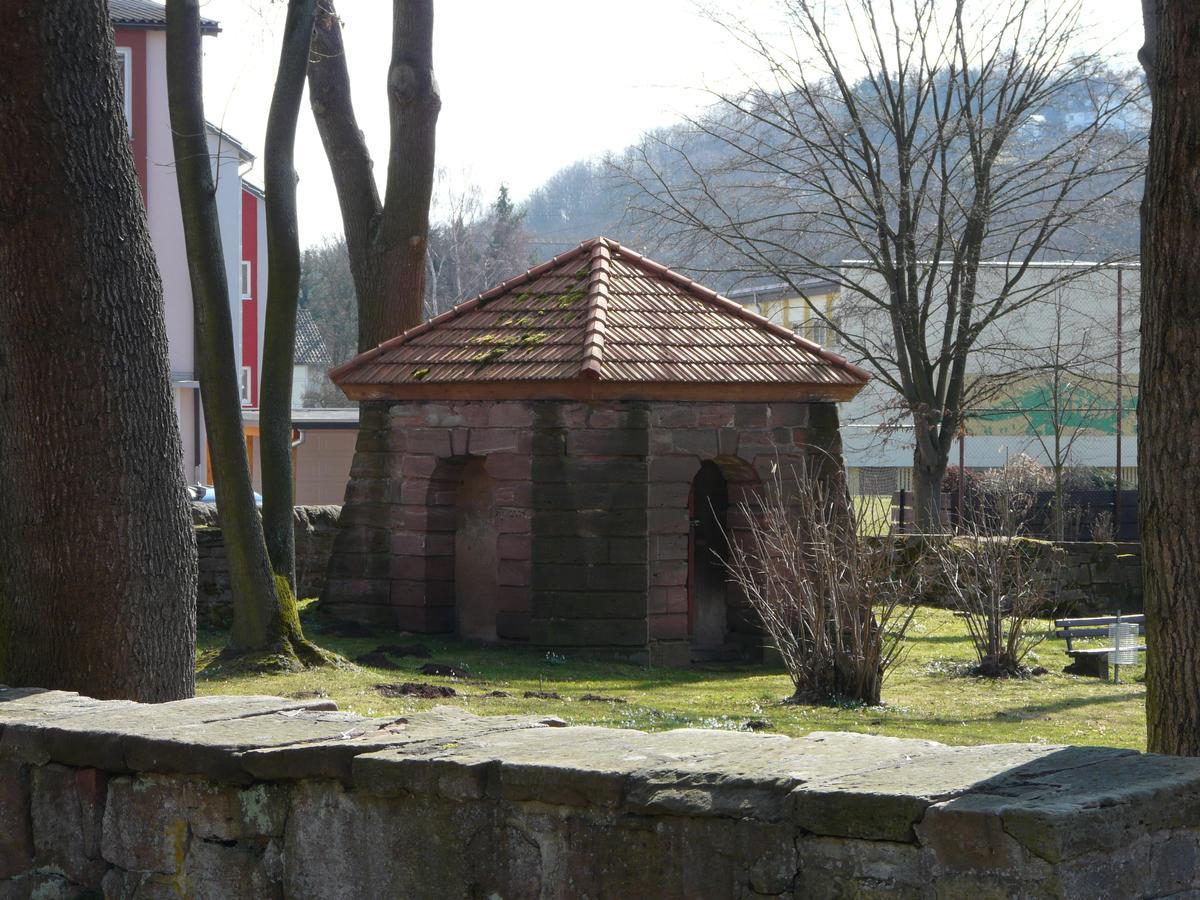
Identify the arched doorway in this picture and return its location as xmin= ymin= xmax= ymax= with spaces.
xmin=454 ymin=457 xmax=498 ymax=641
xmin=689 ymin=460 xmax=731 ymax=655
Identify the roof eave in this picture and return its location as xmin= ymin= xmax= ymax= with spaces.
xmin=335 ymin=378 xmax=865 ymax=405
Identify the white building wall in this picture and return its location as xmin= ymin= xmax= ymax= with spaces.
xmin=836 ymin=263 xmax=1140 ymax=473
xmin=207 ymin=129 xmax=244 ymax=378
xmin=143 ymin=31 xmax=193 ymax=383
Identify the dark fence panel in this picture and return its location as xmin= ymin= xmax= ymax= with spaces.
xmin=892 ymin=489 xmax=1138 ymax=539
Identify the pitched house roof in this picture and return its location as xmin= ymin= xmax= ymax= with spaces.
xmin=295 ymin=308 xmax=332 ymax=367
xmin=109 ymin=0 xmax=219 ymax=33
xmin=331 ymin=237 xmax=869 ymax=402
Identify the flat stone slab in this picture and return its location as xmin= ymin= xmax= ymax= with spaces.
xmin=4 ymin=688 xmax=1200 ymax=868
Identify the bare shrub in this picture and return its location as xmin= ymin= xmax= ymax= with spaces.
xmin=1090 ymin=510 xmax=1116 ymax=542
xmin=931 ymin=521 xmax=1058 ymax=678
xmin=976 ymin=454 xmax=1052 ymax=535
xmin=724 ymin=463 xmax=921 ymax=706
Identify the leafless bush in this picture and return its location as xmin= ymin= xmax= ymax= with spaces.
xmin=1090 ymin=510 xmax=1116 ymax=542
xmin=976 ymin=454 xmax=1052 ymax=534
xmin=724 ymin=464 xmax=921 ymax=706
xmin=930 ymin=520 xmax=1057 ymax=678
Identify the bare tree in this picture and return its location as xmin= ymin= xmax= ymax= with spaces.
xmin=307 ymin=0 xmax=440 ymax=612
xmin=426 ymin=180 xmax=531 ymax=316
xmin=1139 ymin=1 xmax=1200 ymax=756
xmin=300 ymin=237 xmax=357 ymax=367
xmin=629 ymin=0 xmax=1145 ymax=529
xmin=0 ymin=0 xmax=196 ymax=700
xmin=167 ymin=0 xmax=329 ymax=668
xmin=988 ymin=284 xmax=1120 ymax=539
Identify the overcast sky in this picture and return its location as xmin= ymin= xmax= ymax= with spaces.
xmin=197 ymin=0 xmax=1145 ymax=249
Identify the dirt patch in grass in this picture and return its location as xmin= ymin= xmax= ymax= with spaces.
xmin=375 ymin=682 xmax=457 ymax=699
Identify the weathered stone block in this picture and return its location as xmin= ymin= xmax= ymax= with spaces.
xmin=31 ymin=764 xmax=107 ymax=885
xmin=488 ymin=402 xmax=534 ymax=428
xmin=533 ymin=482 xmax=646 ymax=511
xmin=0 ymin=758 xmax=33 ymax=879
xmin=532 ymin=591 xmax=648 ymax=620
xmin=649 ymin=613 xmax=688 ymax=641
xmin=529 ymin=617 xmax=649 ymax=647
xmin=565 ymin=428 xmax=649 ymax=457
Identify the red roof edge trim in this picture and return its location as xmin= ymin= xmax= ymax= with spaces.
xmin=611 ymin=244 xmax=872 ymax=385
xmin=579 ymin=241 xmax=612 ymax=380
xmin=330 ymin=238 xmax=603 ymax=384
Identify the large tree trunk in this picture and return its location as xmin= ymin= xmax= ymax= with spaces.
xmin=0 ymin=0 xmax=196 ymax=700
xmin=308 ymin=0 xmax=439 ymax=615
xmin=1140 ymin=1 xmax=1200 ymax=756
xmin=911 ymin=433 xmax=948 ymax=533
xmin=260 ymin=0 xmax=318 ymax=590
xmin=167 ymin=0 xmax=327 ymax=666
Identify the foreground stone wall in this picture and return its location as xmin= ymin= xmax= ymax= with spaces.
xmin=194 ymin=505 xmax=340 ymax=626
xmin=1 ymin=687 xmax=1198 ymax=898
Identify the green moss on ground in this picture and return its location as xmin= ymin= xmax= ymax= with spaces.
xmin=196 ymin=604 xmax=1147 ymax=750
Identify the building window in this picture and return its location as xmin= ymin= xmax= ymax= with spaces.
xmin=239 ymin=366 xmax=252 ymax=406
xmin=240 ymin=260 xmax=252 ymax=299
xmin=115 ymin=48 xmax=133 ymax=137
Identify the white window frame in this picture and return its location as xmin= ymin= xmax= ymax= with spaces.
xmin=240 ymin=260 xmax=253 ymax=299
xmin=239 ymin=366 xmax=253 ymax=406
xmin=115 ymin=48 xmax=133 ymax=137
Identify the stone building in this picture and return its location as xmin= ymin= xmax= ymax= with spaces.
xmin=329 ymin=238 xmax=868 ymax=664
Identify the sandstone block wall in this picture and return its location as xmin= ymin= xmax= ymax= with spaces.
xmin=1 ymin=687 xmax=1198 ymax=898
xmin=317 ymin=397 xmax=846 ymax=662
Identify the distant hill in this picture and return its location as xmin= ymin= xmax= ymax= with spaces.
xmin=519 ymin=75 xmax=1145 ymax=295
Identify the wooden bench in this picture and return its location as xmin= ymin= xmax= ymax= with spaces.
xmin=1054 ymin=614 xmax=1145 ymax=680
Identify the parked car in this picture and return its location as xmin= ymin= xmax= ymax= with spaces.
xmin=189 ymin=484 xmax=262 ymax=508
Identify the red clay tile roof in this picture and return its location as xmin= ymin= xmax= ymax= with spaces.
xmin=331 ymin=238 xmax=869 ymax=402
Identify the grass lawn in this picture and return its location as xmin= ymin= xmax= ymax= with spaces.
xmin=852 ymin=494 xmax=893 ymax=536
xmin=196 ymin=603 xmax=1147 ymax=751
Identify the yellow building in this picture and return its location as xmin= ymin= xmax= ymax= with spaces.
xmin=727 ymin=279 xmax=841 ymax=346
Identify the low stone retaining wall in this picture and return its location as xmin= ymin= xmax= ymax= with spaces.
xmin=1054 ymin=540 xmax=1142 ymax=614
xmin=194 ymin=505 xmax=339 ymax=626
xmin=1 ymin=687 xmax=1197 ymax=898
xmin=894 ymin=536 xmax=1142 ymax=615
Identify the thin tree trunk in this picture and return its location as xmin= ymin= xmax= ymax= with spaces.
xmin=308 ymin=0 xmax=440 ymax=614
xmin=260 ymin=0 xmax=318 ymax=590
xmin=167 ymin=0 xmax=327 ymax=665
xmin=0 ymin=0 xmax=195 ymax=700
xmin=1140 ymin=0 xmax=1200 ymax=756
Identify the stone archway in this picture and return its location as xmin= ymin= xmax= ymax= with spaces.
xmin=454 ymin=457 xmax=499 ymax=641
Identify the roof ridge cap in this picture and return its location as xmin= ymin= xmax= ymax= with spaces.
xmin=579 ymin=242 xmax=612 ymax=380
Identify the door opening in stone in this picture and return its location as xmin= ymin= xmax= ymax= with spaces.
xmin=689 ymin=460 xmax=731 ymax=654
xmin=454 ymin=457 xmax=499 ymax=641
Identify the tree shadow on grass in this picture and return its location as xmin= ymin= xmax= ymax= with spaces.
xmin=915 ymin=688 xmax=1142 ymax=729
